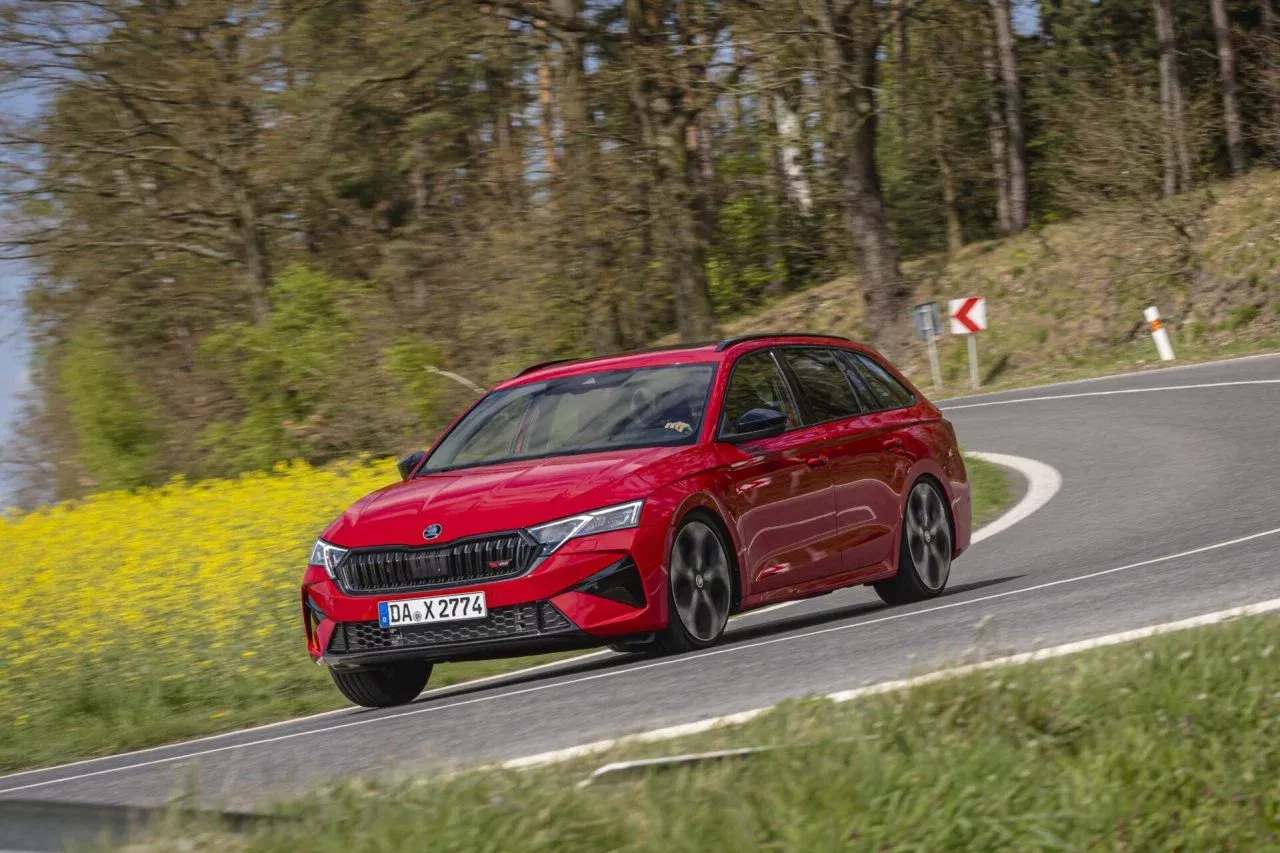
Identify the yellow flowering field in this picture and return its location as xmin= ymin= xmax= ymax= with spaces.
xmin=0 ymin=458 xmax=568 ymax=772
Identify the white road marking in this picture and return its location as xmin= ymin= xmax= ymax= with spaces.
xmin=4 ymin=524 xmax=1277 ymax=796
xmin=505 ymin=596 xmax=1280 ymax=770
xmin=939 ymin=351 xmax=1280 ymax=405
xmin=966 ymin=452 xmax=1062 ymax=545
xmin=941 ymin=379 xmax=1280 ymax=411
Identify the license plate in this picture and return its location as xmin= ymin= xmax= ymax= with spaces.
xmin=377 ymin=591 xmax=487 ymax=628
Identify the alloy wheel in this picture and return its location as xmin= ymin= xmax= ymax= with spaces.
xmin=904 ymin=482 xmax=952 ymax=592
xmin=669 ymin=520 xmax=732 ymax=643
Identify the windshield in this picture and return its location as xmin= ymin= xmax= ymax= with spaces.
xmin=423 ymin=364 xmax=717 ymax=472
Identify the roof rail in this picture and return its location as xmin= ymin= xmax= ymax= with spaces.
xmin=515 ymin=357 xmax=583 ymax=377
xmin=513 ymin=341 xmax=719 ymax=378
xmin=714 ymin=332 xmax=854 ymax=352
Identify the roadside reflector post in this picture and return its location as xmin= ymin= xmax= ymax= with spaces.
xmin=948 ymin=296 xmax=987 ymax=391
xmin=1143 ymin=306 xmax=1176 ymax=362
xmin=912 ymin=302 xmax=944 ymax=389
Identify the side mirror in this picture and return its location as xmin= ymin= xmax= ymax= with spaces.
xmin=724 ymin=408 xmax=788 ymax=444
xmin=397 ymin=450 xmax=427 ymax=481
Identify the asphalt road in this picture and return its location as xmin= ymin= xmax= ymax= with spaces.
xmin=4 ymin=353 xmax=1279 ymax=817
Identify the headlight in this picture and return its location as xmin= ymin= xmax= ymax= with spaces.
xmin=309 ymin=539 xmax=348 ymax=578
xmin=527 ymin=500 xmax=644 ymax=554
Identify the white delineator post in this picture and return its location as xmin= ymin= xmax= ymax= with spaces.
xmin=1143 ymin=306 xmax=1176 ymax=362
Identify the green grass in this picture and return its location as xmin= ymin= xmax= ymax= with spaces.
xmin=144 ymin=614 xmax=1280 ymax=852
xmin=965 ymin=455 xmax=1013 ymax=529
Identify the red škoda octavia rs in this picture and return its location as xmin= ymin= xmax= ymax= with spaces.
xmin=302 ymin=333 xmax=971 ymax=707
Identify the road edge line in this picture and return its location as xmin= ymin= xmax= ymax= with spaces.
xmin=967 ymin=452 xmax=1062 ymax=545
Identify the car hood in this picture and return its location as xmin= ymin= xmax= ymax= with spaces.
xmin=323 ymin=445 xmax=698 ymax=547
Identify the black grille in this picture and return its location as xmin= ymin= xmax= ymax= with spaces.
xmin=327 ymin=601 xmax=573 ymax=654
xmin=335 ymin=532 xmax=540 ymax=595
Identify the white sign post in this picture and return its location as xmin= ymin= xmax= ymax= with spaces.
xmin=1143 ymin=306 xmax=1176 ymax=362
xmin=949 ymin=297 xmax=988 ymax=390
xmin=912 ymin=302 xmax=944 ymax=389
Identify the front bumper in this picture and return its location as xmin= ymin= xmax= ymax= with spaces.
xmin=303 ymin=525 xmax=669 ymax=666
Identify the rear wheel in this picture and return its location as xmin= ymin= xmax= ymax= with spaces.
xmin=874 ymin=480 xmax=953 ymax=606
xmin=330 ymin=661 xmax=432 ymax=708
xmin=655 ymin=517 xmax=734 ymax=653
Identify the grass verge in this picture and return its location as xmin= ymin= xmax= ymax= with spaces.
xmin=149 ymin=613 xmax=1280 ymax=852
xmin=964 ymin=454 xmax=1012 ymax=530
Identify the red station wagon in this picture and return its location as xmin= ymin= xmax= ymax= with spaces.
xmin=302 ymin=334 xmax=971 ymax=707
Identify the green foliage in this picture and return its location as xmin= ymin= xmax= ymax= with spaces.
xmin=383 ymin=337 xmax=447 ymax=430
xmin=1227 ymin=304 xmax=1261 ymax=329
xmin=56 ymin=329 xmax=162 ymax=491
xmin=198 ymin=266 xmax=375 ymax=475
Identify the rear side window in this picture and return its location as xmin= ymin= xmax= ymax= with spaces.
xmin=779 ymin=348 xmax=863 ymax=423
xmin=842 ymin=352 xmax=915 ymax=411
xmin=719 ymin=350 xmax=800 ymax=438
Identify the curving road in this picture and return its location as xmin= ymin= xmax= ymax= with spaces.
xmin=3 ymin=354 xmax=1279 ymax=813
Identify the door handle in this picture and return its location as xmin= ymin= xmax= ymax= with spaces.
xmin=805 ymin=454 xmax=830 ymax=470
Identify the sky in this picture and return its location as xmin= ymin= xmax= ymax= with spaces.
xmin=0 ymin=2 xmax=1040 ymax=505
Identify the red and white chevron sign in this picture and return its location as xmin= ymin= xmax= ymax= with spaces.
xmin=948 ymin=297 xmax=987 ymax=335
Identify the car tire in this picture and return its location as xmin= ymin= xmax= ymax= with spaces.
xmin=874 ymin=479 xmax=954 ymax=607
xmin=654 ymin=514 xmax=734 ymax=654
xmin=330 ymin=661 xmax=432 ymax=708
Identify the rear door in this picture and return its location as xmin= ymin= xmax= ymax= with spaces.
xmin=833 ymin=349 xmax=925 ymax=571
xmin=716 ymin=349 xmax=842 ymax=594
xmin=777 ymin=347 xmax=899 ymax=576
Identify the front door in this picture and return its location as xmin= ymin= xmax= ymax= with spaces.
xmin=717 ymin=349 xmax=841 ymax=594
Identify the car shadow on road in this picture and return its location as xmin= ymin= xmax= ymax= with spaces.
xmin=404 ymin=574 xmax=1025 ymax=709
xmin=720 ymin=575 xmax=1025 ymax=647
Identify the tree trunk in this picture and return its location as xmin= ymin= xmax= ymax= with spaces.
xmin=989 ymin=0 xmax=1028 ymax=232
xmin=627 ymin=0 xmax=715 ymax=343
xmin=1154 ymin=0 xmax=1193 ymax=195
xmin=893 ymin=0 xmax=909 ymax=143
xmin=550 ymin=0 xmax=623 ymax=353
xmin=537 ymin=51 xmax=558 ymax=177
xmin=982 ymin=31 xmax=1013 ymax=234
xmin=1210 ymin=0 xmax=1245 ymax=174
xmin=816 ymin=0 xmax=911 ymax=355
xmin=233 ymin=181 xmax=270 ymax=323
xmin=925 ymin=25 xmax=963 ymax=256
xmin=1259 ymin=0 xmax=1279 ymax=160
xmin=771 ymin=92 xmax=814 ymax=213
xmin=933 ymin=100 xmax=964 ymax=257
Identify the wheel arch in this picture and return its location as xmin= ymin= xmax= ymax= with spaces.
xmin=673 ymin=500 xmax=744 ymax=613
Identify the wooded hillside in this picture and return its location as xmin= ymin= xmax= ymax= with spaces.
xmin=2 ymin=0 xmax=1278 ymax=501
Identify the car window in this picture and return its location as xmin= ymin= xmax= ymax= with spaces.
xmin=425 ymin=364 xmax=715 ymax=472
xmin=719 ymin=351 xmax=800 ymax=438
xmin=842 ymin=351 xmax=916 ymax=411
xmin=779 ymin=348 xmax=864 ymax=423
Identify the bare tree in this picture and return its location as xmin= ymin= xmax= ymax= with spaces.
xmin=982 ymin=27 xmax=1013 ymax=234
xmin=1154 ymin=0 xmax=1194 ymax=195
xmin=989 ymin=0 xmax=1028 ymax=232
xmin=809 ymin=0 xmax=911 ymax=352
xmin=1209 ymin=0 xmax=1246 ymax=174
xmin=1261 ymin=0 xmax=1280 ymax=159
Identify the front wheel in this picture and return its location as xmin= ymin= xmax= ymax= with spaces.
xmin=330 ymin=661 xmax=432 ymax=708
xmin=654 ymin=516 xmax=734 ymax=653
xmin=874 ymin=480 xmax=953 ymax=606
